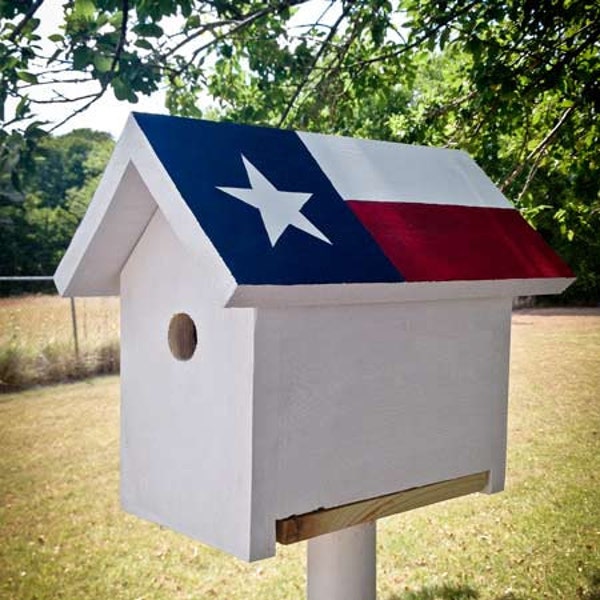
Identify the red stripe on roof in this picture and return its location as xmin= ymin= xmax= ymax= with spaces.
xmin=347 ymin=200 xmax=573 ymax=282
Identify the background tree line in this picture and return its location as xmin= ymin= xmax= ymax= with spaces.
xmin=0 ymin=129 xmax=113 ymax=294
xmin=1 ymin=0 xmax=598 ymax=302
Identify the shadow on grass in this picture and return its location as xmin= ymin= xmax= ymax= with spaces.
xmin=388 ymin=573 xmax=600 ymax=600
xmin=388 ymin=584 xmax=532 ymax=600
xmin=580 ymin=570 xmax=600 ymax=600
xmin=388 ymin=583 xmax=479 ymax=600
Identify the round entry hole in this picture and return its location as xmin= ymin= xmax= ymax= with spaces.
xmin=168 ymin=313 xmax=198 ymax=361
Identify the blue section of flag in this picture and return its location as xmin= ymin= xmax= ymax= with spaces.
xmin=134 ymin=113 xmax=404 ymax=285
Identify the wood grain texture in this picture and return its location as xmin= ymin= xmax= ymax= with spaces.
xmin=276 ymin=471 xmax=489 ymax=545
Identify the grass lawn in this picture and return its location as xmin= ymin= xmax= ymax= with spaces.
xmin=1 ymin=309 xmax=599 ymax=600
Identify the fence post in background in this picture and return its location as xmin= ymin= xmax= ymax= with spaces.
xmin=0 ymin=278 xmax=82 ymax=360
xmin=70 ymin=297 xmax=80 ymax=360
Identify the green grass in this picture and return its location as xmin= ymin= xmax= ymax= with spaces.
xmin=1 ymin=310 xmax=599 ymax=599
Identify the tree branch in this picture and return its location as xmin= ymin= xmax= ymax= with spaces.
xmin=500 ymin=103 xmax=576 ymax=192
xmin=44 ymin=0 xmax=130 ymax=132
xmin=30 ymin=92 xmax=100 ymax=104
xmin=162 ymin=18 xmax=237 ymax=59
xmin=172 ymin=0 xmax=307 ymax=75
xmin=423 ymin=89 xmax=477 ymax=121
xmin=48 ymin=87 xmax=107 ymax=132
xmin=180 ymin=7 xmax=276 ymax=71
xmin=516 ymin=149 xmax=545 ymax=203
xmin=524 ymin=27 xmax=600 ymax=95
xmin=109 ymin=0 xmax=129 ymax=74
xmin=18 ymin=77 xmax=93 ymax=90
xmin=277 ymin=6 xmax=348 ymax=127
xmin=346 ymin=0 xmax=481 ymax=70
xmin=304 ymin=14 xmax=365 ymax=122
xmin=8 ymin=0 xmax=45 ymax=43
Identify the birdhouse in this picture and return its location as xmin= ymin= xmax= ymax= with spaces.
xmin=55 ymin=113 xmax=573 ymax=562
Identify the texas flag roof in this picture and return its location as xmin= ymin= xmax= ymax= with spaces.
xmin=55 ymin=112 xmax=573 ymax=306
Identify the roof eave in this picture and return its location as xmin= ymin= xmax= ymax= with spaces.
xmin=226 ymin=277 xmax=575 ymax=308
xmin=54 ymin=115 xmax=140 ymax=297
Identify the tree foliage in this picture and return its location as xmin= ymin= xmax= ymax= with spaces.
xmin=0 ymin=129 xmax=113 ymax=292
xmin=0 ymin=1 xmax=598 ymax=300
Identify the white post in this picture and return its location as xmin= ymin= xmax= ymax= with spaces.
xmin=307 ymin=521 xmax=376 ymax=600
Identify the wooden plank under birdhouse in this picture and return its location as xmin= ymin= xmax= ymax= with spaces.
xmin=276 ymin=471 xmax=489 ymax=545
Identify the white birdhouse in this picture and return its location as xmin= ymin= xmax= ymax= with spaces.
xmin=55 ymin=113 xmax=573 ymax=562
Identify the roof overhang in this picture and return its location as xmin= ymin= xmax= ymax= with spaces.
xmin=226 ymin=277 xmax=574 ymax=308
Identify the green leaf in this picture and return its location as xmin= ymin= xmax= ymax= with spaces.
xmin=132 ymin=23 xmax=164 ymax=38
xmin=16 ymin=71 xmax=38 ymax=84
xmin=2 ymin=56 xmax=19 ymax=70
xmin=73 ymin=46 xmax=93 ymax=70
xmin=180 ymin=0 xmax=192 ymax=18
xmin=109 ymin=11 xmax=123 ymax=27
xmin=73 ymin=0 xmax=96 ymax=20
xmin=98 ymin=31 xmax=121 ymax=47
xmin=15 ymin=97 xmax=30 ymax=119
xmin=111 ymin=77 xmax=129 ymax=100
xmin=93 ymin=53 xmax=113 ymax=73
xmin=111 ymin=77 xmax=137 ymax=102
xmin=185 ymin=15 xmax=200 ymax=29
xmin=48 ymin=33 xmax=64 ymax=43
xmin=134 ymin=39 xmax=153 ymax=50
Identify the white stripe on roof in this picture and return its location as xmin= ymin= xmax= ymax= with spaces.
xmin=298 ymin=131 xmax=512 ymax=209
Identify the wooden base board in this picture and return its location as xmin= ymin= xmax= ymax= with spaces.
xmin=276 ymin=471 xmax=489 ymax=545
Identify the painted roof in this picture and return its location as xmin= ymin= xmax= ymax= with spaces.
xmin=55 ymin=113 xmax=573 ymax=305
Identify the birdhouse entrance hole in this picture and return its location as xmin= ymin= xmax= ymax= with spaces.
xmin=168 ymin=313 xmax=198 ymax=361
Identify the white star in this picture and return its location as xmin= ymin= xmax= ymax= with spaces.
xmin=216 ymin=155 xmax=332 ymax=247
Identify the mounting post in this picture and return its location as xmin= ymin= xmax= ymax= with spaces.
xmin=307 ymin=521 xmax=376 ymax=600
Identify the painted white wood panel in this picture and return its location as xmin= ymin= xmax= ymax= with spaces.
xmin=298 ymin=131 xmax=512 ymax=207
xmin=120 ymin=209 xmax=256 ymax=560
xmin=251 ymin=298 xmax=512 ymax=535
xmin=228 ymin=277 xmax=574 ymax=308
xmin=56 ymin=163 xmax=157 ymax=296
xmin=54 ymin=117 xmax=136 ymax=295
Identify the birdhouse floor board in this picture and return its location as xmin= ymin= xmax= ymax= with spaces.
xmin=276 ymin=471 xmax=489 ymax=545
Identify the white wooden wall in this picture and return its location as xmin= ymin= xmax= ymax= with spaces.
xmin=120 ymin=209 xmax=256 ymax=560
xmin=249 ymin=297 xmax=512 ymax=558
